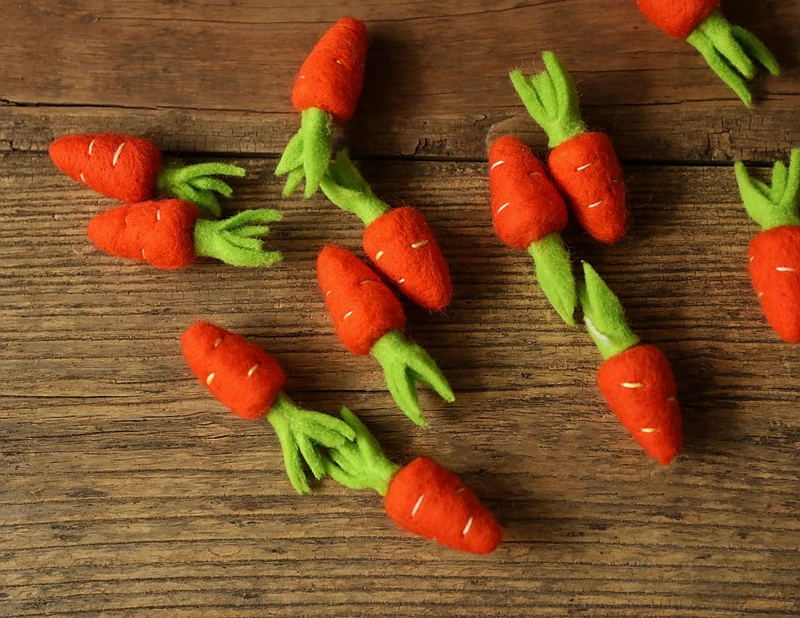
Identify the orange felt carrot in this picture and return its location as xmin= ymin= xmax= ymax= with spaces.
xmin=635 ymin=0 xmax=779 ymax=106
xmin=276 ymin=18 xmax=368 ymax=198
xmin=49 ymin=133 xmax=246 ymax=218
xmin=323 ymin=409 xmax=502 ymax=554
xmin=579 ymin=263 xmax=682 ymax=465
xmin=510 ymin=53 xmax=628 ymax=245
xmin=735 ymin=149 xmax=800 ymax=343
xmin=317 ymin=245 xmax=454 ymax=427
xmin=87 ymin=199 xmax=282 ymax=269
xmin=181 ymin=321 xmax=357 ymax=494
xmin=488 ymin=135 xmax=576 ymax=325
xmin=320 ymin=150 xmax=453 ymax=311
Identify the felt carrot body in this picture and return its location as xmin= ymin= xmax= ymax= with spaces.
xmin=320 ymin=150 xmax=453 ymax=311
xmin=734 ymin=149 xmax=800 ymax=343
xmin=181 ymin=322 xmax=357 ymax=494
xmin=510 ymin=53 xmax=628 ymax=245
xmin=323 ymin=408 xmax=502 ymax=554
xmin=87 ymin=199 xmax=282 ymax=269
xmin=635 ymin=1 xmax=779 ymax=106
xmin=579 ymin=263 xmax=682 ymax=465
xmin=316 ymin=245 xmax=454 ymax=427
xmin=49 ymin=133 xmax=246 ymax=218
xmin=488 ymin=135 xmax=576 ymax=325
xmin=275 ymin=18 xmax=368 ymax=198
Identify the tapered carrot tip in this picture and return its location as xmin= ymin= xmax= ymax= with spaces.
xmin=181 ymin=322 xmax=286 ymax=420
xmin=597 ymin=345 xmax=683 ymax=465
xmin=749 ymin=226 xmax=800 ymax=343
xmin=384 ymin=457 xmax=502 ymax=554
xmin=49 ymin=133 xmax=162 ymax=203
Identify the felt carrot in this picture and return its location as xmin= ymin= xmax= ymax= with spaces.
xmin=316 ymin=245 xmax=454 ymax=427
xmin=49 ymin=133 xmax=246 ymax=218
xmin=275 ymin=18 xmax=368 ymax=198
xmin=510 ymin=53 xmax=628 ymax=245
xmin=87 ymin=199 xmax=282 ymax=269
xmin=323 ymin=408 xmax=502 ymax=554
xmin=734 ymin=149 xmax=800 ymax=343
xmin=181 ymin=321 xmax=357 ymax=494
xmin=319 ymin=150 xmax=453 ymax=311
xmin=635 ymin=1 xmax=779 ymax=106
xmin=488 ymin=135 xmax=576 ymax=325
xmin=579 ymin=263 xmax=682 ymax=465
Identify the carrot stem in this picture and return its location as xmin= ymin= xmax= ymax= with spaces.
xmin=266 ymin=392 xmax=358 ymax=495
xmin=321 ymin=408 xmax=401 ymax=496
xmin=370 ymin=330 xmax=455 ymax=428
xmin=735 ymin=149 xmax=800 ymax=231
xmin=578 ymin=262 xmax=640 ymax=360
xmin=528 ymin=233 xmax=577 ymax=326
xmin=275 ymin=107 xmax=334 ymax=198
xmin=686 ymin=10 xmax=779 ymax=107
xmin=157 ymin=163 xmax=247 ymax=219
xmin=510 ymin=52 xmax=587 ymax=149
xmin=193 ymin=209 xmax=284 ymax=267
xmin=319 ymin=149 xmax=389 ymax=226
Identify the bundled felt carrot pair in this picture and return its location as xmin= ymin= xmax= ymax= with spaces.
xmin=491 ymin=53 xmax=682 ymax=466
xmin=181 ymin=321 xmax=501 ymax=555
xmin=49 ymin=134 xmax=283 ymax=269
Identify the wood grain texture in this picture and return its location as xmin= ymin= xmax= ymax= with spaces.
xmin=2 ymin=0 xmax=800 ymax=616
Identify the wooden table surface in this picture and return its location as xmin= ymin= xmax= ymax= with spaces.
xmin=2 ymin=1 xmax=799 ymax=616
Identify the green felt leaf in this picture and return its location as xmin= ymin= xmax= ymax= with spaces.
xmin=193 ymin=209 xmax=284 ymax=267
xmin=734 ymin=149 xmax=800 ymax=231
xmin=319 ymin=149 xmax=389 ymax=226
xmin=528 ymin=233 xmax=577 ymax=326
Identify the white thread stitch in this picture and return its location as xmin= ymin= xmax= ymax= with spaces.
xmin=641 ymin=427 xmax=657 ymax=433
xmin=462 ymin=516 xmax=474 ymax=536
xmin=79 ymin=172 xmax=86 ymax=183
xmin=326 ymin=290 xmax=332 ymax=296
xmin=490 ymin=160 xmax=505 ymax=170
xmin=206 ymin=373 xmax=215 ymax=385
xmin=213 ymin=338 xmax=223 ymax=348
xmin=375 ymin=251 xmax=384 ymax=261
xmin=497 ymin=202 xmax=510 ymax=214
xmin=411 ymin=240 xmax=429 ymax=249
xmin=335 ymin=60 xmax=344 ymax=66
xmin=456 ymin=487 xmax=465 ymax=494
xmin=587 ymin=200 xmax=604 ymax=209
xmin=343 ymin=311 xmax=354 ymax=320
xmin=397 ymin=278 xmax=405 ymax=284
xmin=112 ymin=142 xmax=126 ymax=167
xmin=621 ymin=382 xmax=645 ymax=389
xmin=156 ymin=209 xmax=161 ymax=221
xmin=411 ymin=494 xmax=425 ymax=517
xmin=88 ymin=139 xmax=96 ymax=155
xmin=758 ymin=292 xmax=764 ymax=298
xmin=776 ymin=266 xmax=796 ymax=272
xmin=666 ymin=396 xmax=677 ymax=402
xmin=141 ymin=248 xmax=146 ymax=260
xmin=577 ymin=162 xmax=594 ymax=171
xmin=750 ymin=256 xmax=755 ymax=262
xmin=248 ymin=364 xmax=259 ymax=377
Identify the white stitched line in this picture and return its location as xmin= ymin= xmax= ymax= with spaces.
xmin=156 ymin=209 xmax=161 ymax=221
xmin=326 ymin=290 xmax=331 ymax=296
xmin=462 ymin=516 xmax=474 ymax=537
xmin=88 ymin=139 xmax=95 ymax=155
xmin=587 ymin=200 xmax=604 ymax=209
xmin=411 ymin=494 xmax=425 ymax=517
xmin=206 ymin=373 xmax=215 ymax=385
xmin=776 ymin=266 xmax=796 ymax=272
xmin=490 ymin=160 xmax=504 ymax=170
xmin=247 ymin=364 xmax=259 ymax=376
xmin=299 ymin=75 xmax=306 ymax=79
xmin=621 ymin=382 xmax=645 ymax=389
xmin=758 ymin=292 xmax=764 ymax=298
xmin=577 ymin=162 xmax=594 ymax=171
xmin=497 ymin=202 xmax=510 ymax=214
xmin=112 ymin=142 xmax=126 ymax=166
xmin=397 ymin=278 xmax=405 ymax=284
xmin=359 ymin=280 xmax=371 ymax=285
xmin=343 ymin=311 xmax=354 ymax=320
xmin=79 ymin=172 xmax=86 ymax=183
xmin=335 ymin=59 xmax=344 ymax=66
xmin=666 ymin=396 xmax=677 ymax=402
xmin=213 ymin=338 xmax=223 ymax=349
xmin=411 ymin=240 xmax=429 ymax=249
xmin=375 ymin=251 xmax=384 ymax=261
xmin=455 ymin=487 xmax=465 ymax=494
xmin=141 ymin=248 xmax=146 ymax=260
xmin=641 ymin=427 xmax=657 ymax=434
xmin=749 ymin=256 xmax=755 ymax=262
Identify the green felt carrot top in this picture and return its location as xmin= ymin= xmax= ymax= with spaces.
xmin=734 ymin=149 xmax=800 ymax=231
xmin=579 ymin=262 xmax=640 ymax=361
xmin=319 ymin=149 xmax=390 ymax=226
xmin=157 ymin=162 xmax=247 ymax=219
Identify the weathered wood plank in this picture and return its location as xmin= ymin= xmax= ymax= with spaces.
xmin=1 ymin=0 xmax=798 ymax=163
xmin=1 ymin=153 xmax=798 ymax=617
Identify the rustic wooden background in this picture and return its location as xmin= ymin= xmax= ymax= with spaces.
xmin=1 ymin=1 xmax=799 ymax=616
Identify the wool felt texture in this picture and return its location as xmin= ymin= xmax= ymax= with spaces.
xmin=316 ymin=244 xmax=407 ymax=356
xmin=510 ymin=54 xmax=628 ymax=244
xmin=323 ymin=409 xmax=502 ymax=555
xmin=321 ymin=150 xmax=453 ymax=311
xmin=316 ymin=246 xmax=454 ymax=427
xmin=181 ymin=321 xmax=356 ymax=494
xmin=276 ymin=18 xmax=368 ymax=198
xmin=87 ymin=200 xmax=283 ymax=270
xmin=636 ymin=0 xmax=720 ymax=39
xmin=528 ymin=233 xmax=577 ymax=326
xmin=736 ymin=150 xmax=800 ymax=343
xmin=49 ymin=133 xmax=246 ymax=218
xmin=686 ymin=10 xmax=780 ymax=106
xmin=580 ymin=263 xmax=682 ymax=466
